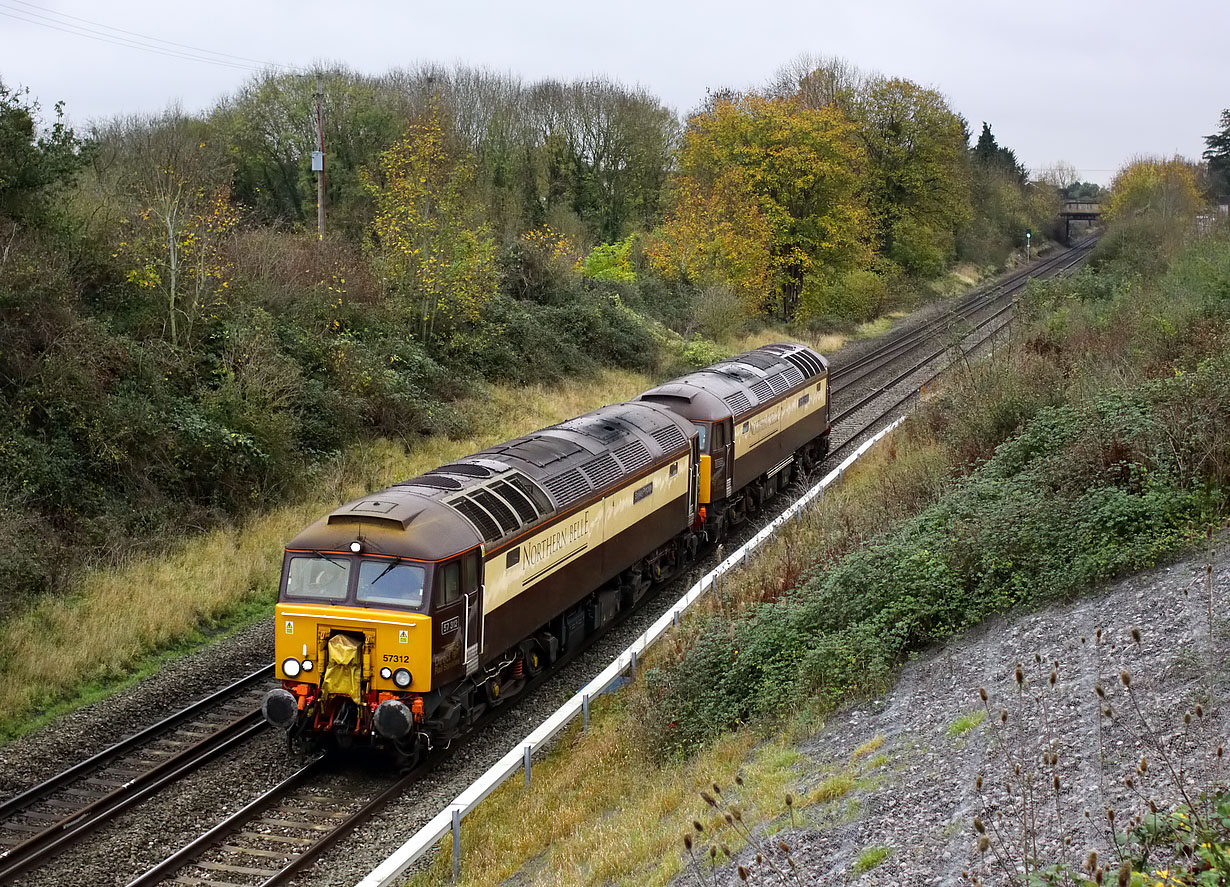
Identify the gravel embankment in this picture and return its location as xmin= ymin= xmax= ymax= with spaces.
xmin=703 ymin=544 xmax=1230 ymax=886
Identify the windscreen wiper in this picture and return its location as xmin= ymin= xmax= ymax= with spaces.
xmin=312 ymin=550 xmax=346 ymax=569
xmin=371 ymin=558 xmax=401 ymax=585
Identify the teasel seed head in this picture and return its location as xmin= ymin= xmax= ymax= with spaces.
xmin=975 ymin=775 xmax=983 ymax=791
xmin=778 ymin=839 xmax=791 ymax=853
xmin=1131 ymin=627 xmax=1141 ymax=645
xmin=684 ymin=833 xmax=694 ymax=851
xmin=1139 ymin=756 xmax=1148 ymax=774
xmin=709 ymin=844 xmax=718 ymax=860
xmin=1106 ymin=808 xmax=1115 ymax=822
xmin=701 ymin=790 xmax=717 ymax=807
xmin=724 ymin=812 xmax=734 ymax=825
xmin=732 ymin=806 xmax=743 ymax=822
xmin=738 ymin=865 xmax=749 ymax=881
xmin=1054 ymin=774 xmax=1061 ymax=791
xmin=1196 ymin=703 xmax=1204 ymax=718
xmin=784 ymin=792 xmax=793 ymax=808
xmin=1185 ymin=712 xmax=1192 ymax=725
xmin=1097 ymin=628 xmax=1103 ymax=641
xmin=1086 ymin=851 xmax=1098 ymax=872
xmin=1001 ymin=709 xmax=1008 ymax=725
xmin=1217 ymin=745 xmax=1223 ymax=759
xmin=721 ymin=842 xmax=731 ymax=857
xmin=735 ymin=774 xmax=744 ymax=787
xmin=1096 ymin=684 xmax=1106 ymax=699
xmin=693 ymin=819 xmax=705 ymax=833
xmin=974 ymin=817 xmax=986 ymax=834
xmin=1120 ymin=670 xmax=1131 ymax=688
xmin=1125 ymin=776 xmax=1134 ymax=789
xmin=1049 ymin=670 xmax=1057 ymax=687
xmin=756 ymin=852 xmax=763 ymax=864
xmin=1015 ymin=664 xmax=1024 ymax=686
xmin=1095 ymin=866 xmax=1104 ymax=885
xmin=1035 ymin=652 xmax=1042 ymax=664
xmin=712 ymin=782 xmax=722 ymax=796
xmin=1118 ymin=860 xmax=1131 ymax=887
xmin=979 ymin=687 xmax=987 ymax=702
xmin=1149 ymin=800 xmax=1157 ymax=813
xmin=978 ymin=836 xmax=990 ymax=854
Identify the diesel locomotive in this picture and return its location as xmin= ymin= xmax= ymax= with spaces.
xmin=261 ymin=343 xmax=830 ymax=762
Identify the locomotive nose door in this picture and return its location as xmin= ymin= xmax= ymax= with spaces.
xmin=710 ymin=420 xmax=734 ymax=499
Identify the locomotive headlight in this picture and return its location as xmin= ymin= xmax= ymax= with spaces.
xmin=380 ymin=667 xmax=392 ymax=680
xmin=350 ymin=541 xmax=362 ymax=553
xmin=301 ymin=660 xmax=314 ymax=672
xmin=281 ymin=658 xmax=301 ymax=678
xmin=393 ymin=668 xmax=412 ymax=688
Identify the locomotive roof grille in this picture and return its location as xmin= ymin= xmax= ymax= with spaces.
xmin=399 ymin=475 xmax=464 ymax=491
xmin=749 ymin=379 xmax=774 ymax=402
xmin=491 ymin=479 xmax=540 ymax=525
xmin=781 ymin=366 xmax=805 ymax=387
xmin=544 ymin=468 xmax=590 ymax=508
xmin=652 ymin=424 xmax=688 ymax=452
xmin=450 ymin=496 xmax=503 ymax=542
xmin=723 ymin=391 xmax=753 ymax=415
xmin=507 ymin=473 xmax=553 ymax=514
xmin=470 ymin=489 xmax=520 ymax=536
xmin=783 ymin=350 xmax=824 ymax=377
xmin=614 ymin=439 xmax=652 ymax=472
xmin=580 ymin=453 xmax=622 ymax=488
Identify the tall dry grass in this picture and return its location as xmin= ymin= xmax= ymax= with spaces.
xmin=0 ymin=369 xmax=651 ymax=737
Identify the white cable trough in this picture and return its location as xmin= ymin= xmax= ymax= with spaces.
xmin=357 ymin=415 xmax=907 ymax=887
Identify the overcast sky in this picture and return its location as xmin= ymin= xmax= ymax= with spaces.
xmin=2 ymin=0 xmax=1226 ymax=185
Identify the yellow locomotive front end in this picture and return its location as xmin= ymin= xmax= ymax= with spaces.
xmin=262 ymin=550 xmax=434 ymax=758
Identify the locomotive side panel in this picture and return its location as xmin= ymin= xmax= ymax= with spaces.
xmin=479 ymin=452 xmax=691 ymax=656
xmin=731 ymin=376 xmax=829 ymax=487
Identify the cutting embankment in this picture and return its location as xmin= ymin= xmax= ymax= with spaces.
xmin=404 ymin=230 xmax=1230 ymax=886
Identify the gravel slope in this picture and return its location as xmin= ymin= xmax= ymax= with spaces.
xmin=699 ymin=543 xmax=1230 ymax=887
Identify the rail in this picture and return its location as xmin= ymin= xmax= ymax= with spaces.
xmin=356 ymin=415 xmax=907 ymax=887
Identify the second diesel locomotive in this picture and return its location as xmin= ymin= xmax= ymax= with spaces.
xmin=262 ymin=343 xmax=829 ymax=761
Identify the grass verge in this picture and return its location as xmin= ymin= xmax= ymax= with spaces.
xmin=0 ymin=369 xmax=651 ymax=741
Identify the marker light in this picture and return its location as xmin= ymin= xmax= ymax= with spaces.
xmin=301 ymin=660 xmax=314 ymax=672
xmin=380 ymin=667 xmax=392 ymax=680
xmin=282 ymin=658 xmax=301 ymax=678
xmin=350 ymin=541 xmax=362 ymax=553
xmin=393 ymin=668 xmax=412 ymax=688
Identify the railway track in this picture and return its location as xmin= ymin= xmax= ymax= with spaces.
xmin=0 ymin=665 xmax=274 ymax=884
xmin=826 ymin=239 xmax=1095 ymax=457
xmin=125 ymin=754 xmax=420 ymax=887
xmin=4 ymin=239 xmax=1096 ymax=886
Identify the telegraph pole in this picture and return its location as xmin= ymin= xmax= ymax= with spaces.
xmin=313 ymin=76 xmax=326 ymax=240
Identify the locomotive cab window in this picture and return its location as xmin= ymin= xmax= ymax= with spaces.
xmin=356 ymin=560 xmax=426 ymax=609
xmin=284 ymin=555 xmax=349 ymax=601
xmin=439 ymin=561 xmax=461 ymax=606
xmin=712 ymin=422 xmax=727 ymax=450
xmin=463 ymin=550 xmax=480 ymax=593
xmin=694 ymin=423 xmax=708 ymax=451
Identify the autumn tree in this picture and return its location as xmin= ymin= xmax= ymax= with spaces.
xmin=656 ymin=93 xmax=870 ymax=319
xmin=852 ymin=78 xmax=971 ymax=276
xmin=95 ymin=111 xmax=237 ymax=346
xmin=1106 ymin=156 xmax=1203 ymax=221
xmin=363 ymin=103 xmax=497 ymax=344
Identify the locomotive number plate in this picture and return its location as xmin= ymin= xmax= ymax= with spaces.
xmin=440 ymin=616 xmax=460 ymax=635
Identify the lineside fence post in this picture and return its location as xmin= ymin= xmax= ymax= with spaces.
xmin=524 ymin=745 xmax=532 ymax=785
xmin=583 ymin=693 xmax=590 ymax=730
xmin=451 ymin=807 xmax=461 ymax=883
